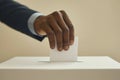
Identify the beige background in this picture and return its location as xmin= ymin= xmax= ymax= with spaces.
xmin=0 ymin=0 xmax=120 ymax=62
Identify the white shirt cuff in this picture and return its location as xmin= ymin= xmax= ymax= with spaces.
xmin=28 ymin=13 xmax=43 ymax=35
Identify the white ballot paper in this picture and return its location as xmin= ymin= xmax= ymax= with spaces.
xmin=50 ymin=37 xmax=78 ymax=62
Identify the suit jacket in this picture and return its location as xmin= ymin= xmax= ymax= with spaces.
xmin=0 ymin=0 xmax=46 ymax=41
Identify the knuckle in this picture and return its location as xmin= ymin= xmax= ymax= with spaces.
xmin=60 ymin=10 xmax=67 ymax=15
xmin=69 ymin=26 xmax=74 ymax=31
xmin=60 ymin=10 xmax=65 ymax=13
xmin=63 ymin=27 xmax=69 ymax=34
xmin=47 ymin=15 xmax=53 ymax=19
xmin=52 ymin=11 xmax=59 ymax=16
xmin=69 ymin=24 xmax=74 ymax=28
xmin=55 ymin=30 xmax=62 ymax=36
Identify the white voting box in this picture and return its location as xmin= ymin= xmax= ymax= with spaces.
xmin=0 ymin=56 xmax=120 ymax=80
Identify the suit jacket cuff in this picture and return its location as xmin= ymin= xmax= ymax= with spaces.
xmin=28 ymin=13 xmax=43 ymax=36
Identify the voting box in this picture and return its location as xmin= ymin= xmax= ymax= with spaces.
xmin=0 ymin=56 xmax=120 ymax=80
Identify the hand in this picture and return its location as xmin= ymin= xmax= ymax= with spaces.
xmin=34 ymin=10 xmax=74 ymax=51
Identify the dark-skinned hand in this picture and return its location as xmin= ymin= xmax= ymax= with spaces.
xmin=34 ymin=10 xmax=74 ymax=51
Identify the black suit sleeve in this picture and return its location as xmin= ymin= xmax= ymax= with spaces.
xmin=0 ymin=0 xmax=46 ymax=41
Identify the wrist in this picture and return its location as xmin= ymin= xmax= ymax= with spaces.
xmin=34 ymin=16 xmax=47 ymax=36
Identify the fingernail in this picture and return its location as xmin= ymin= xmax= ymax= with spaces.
xmin=51 ymin=47 xmax=54 ymax=49
xmin=51 ymin=46 xmax=55 ymax=49
xmin=64 ymin=46 xmax=69 ymax=50
xmin=70 ymin=40 xmax=74 ymax=45
xmin=58 ymin=48 xmax=63 ymax=51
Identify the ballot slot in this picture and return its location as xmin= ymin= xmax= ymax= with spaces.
xmin=37 ymin=60 xmax=84 ymax=63
xmin=37 ymin=57 xmax=84 ymax=64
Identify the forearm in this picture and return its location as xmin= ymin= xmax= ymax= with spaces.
xmin=0 ymin=0 xmax=45 ymax=41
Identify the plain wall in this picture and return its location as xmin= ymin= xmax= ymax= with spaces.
xmin=0 ymin=0 xmax=120 ymax=62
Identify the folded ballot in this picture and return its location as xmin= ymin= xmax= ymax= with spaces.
xmin=50 ymin=37 xmax=78 ymax=62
